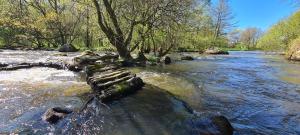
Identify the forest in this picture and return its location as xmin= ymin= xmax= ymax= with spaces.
xmin=0 ymin=0 xmax=265 ymax=60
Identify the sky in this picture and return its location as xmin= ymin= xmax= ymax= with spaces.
xmin=213 ymin=0 xmax=299 ymax=30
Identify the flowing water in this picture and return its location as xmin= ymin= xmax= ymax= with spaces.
xmin=0 ymin=50 xmax=300 ymax=134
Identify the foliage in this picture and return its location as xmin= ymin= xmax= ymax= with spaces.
xmin=287 ymin=37 xmax=300 ymax=59
xmin=0 ymin=0 xmax=242 ymax=58
xmin=257 ymin=10 xmax=300 ymax=51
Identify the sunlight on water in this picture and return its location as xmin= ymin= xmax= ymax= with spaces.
xmin=135 ymin=71 xmax=201 ymax=107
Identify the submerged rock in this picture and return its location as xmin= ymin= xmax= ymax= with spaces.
xmin=161 ymin=56 xmax=172 ymax=64
xmin=42 ymin=107 xmax=72 ymax=124
xmin=204 ymin=48 xmax=229 ymax=55
xmin=186 ymin=115 xmax=234 ymax=135
xmin=58 ymin=44 xmax=78 ymax=52
xmin=181 ymin=55 xmax=194 ymax=61
xmin=211 ymin=116 xmax=234 ymax=135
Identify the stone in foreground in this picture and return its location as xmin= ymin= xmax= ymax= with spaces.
xmin=99 ymin=77 xmax=144 ymax=102
xmin=42 ymin=107 xmax=72 ymax=124
xmin=86 ymin=63 xmax=144 ymax=102
xmin=212 ymin=116 xmax=234 ymax=135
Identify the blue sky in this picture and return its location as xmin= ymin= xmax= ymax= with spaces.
xmin=212 ymin=0 xmax=299 ymax=30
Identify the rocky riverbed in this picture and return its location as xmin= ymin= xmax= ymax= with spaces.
xmin=0 ymin=50 xmax=299 ymax=134
xmin=0 ymin=50 xmax=233 ymax=134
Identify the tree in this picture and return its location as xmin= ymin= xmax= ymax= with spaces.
xmin=26 ymin=0 xmax=84 ymax=47
xmin=212 ymin=0 xmax=235 ymax=40
xmin=227 ymin=29 xmax=241 ymax=47
xmin=240 ymin=27 xmax=262 ymax=49
xmin=257 ymin=10 xmax=300 ymax=51
xmin=92 ymin=0 xmax=194 ymax=60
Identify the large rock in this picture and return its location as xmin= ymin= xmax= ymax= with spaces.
xmin=187 ymin=115 xmax=234 ymax=135
xmin=160 ymin=56 xmax=172 ymax=64
xmin=42 ymin=107 xmax=72 ymax=124
xmin=181 ymin=55 xmax=194 ymax=61
xmin=287 ymin=38 xmax=300 ymax=61
xmin=58 ymin=44 xmax=78 ymax=52
xmin=211 ymin=116 xmax=234 ymax=135
xmin=204 ymin=47 xmax=229 ymax=55
xmin=74 ymin=51 xmax=119 ymax=65
xmin=99 ymin=77 xmax=144 ymax=102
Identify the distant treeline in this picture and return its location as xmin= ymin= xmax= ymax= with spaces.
xmin=0 ymin=0 xmax=265 ymax=59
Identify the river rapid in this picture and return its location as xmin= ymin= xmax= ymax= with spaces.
xmin=0 ymin=50 xmax=299 ymax=134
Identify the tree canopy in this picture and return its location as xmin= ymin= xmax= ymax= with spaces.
xmin=0 ymin=0 xmax=240 ymax=59
xmin=257 ymin=10 xmax=300 ymax=51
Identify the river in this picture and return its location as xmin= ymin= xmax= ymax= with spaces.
xmin=0 ymin=50 xmax=299 ymax=134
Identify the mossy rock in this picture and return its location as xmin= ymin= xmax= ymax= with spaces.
xmin=99 ymin=77 xmax=144 ymax=102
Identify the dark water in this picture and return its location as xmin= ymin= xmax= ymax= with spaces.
xmin=0 ymin=50 xmax=300 ymax=134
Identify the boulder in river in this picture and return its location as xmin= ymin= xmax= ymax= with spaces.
xmin=186 ymin=115 xmax=234 ymax=135
xmin=287 ymin=38 xmax=300 ymax=61
xmin=58 ymin=44 xmax=78 ymax=52
xmin=42 ymin=107 xmax=72 ymax=124
xmin=74 ymin=51 xmax=119 ymax=66
xmin=181 ymin=55 xmax=194 ymax=61
xmin=86 ymin=61 xmax=144 ymax=102
xmin=204 ymin=47 xmax=229 ymax=55
xmin=99 ymin=77 xmax=145 ymax=102
xmin=211 ymin=115 xmax=234 ymax=135
xmin=160 ymin=56 xmax=172 ymax=64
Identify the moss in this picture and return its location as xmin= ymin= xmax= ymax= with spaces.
xmin=115 ymin=82 xmax=130 ymax=93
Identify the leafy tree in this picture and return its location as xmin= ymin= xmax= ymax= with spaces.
xmin=257 ymin=10 xmax=300 ymax=51
xmin=239 ymin=27 xmax=262 ymax=49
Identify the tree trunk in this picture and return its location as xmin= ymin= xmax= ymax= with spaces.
xmin=93 ymin=0 xmax=133 ymax=61
xmin=115 ymin=44 xmax=133 ymax=61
